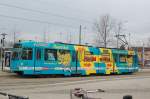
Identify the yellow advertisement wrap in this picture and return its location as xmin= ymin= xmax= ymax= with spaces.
xmin=100 ymin=48 xmax=119 ymax=74
xmin=57 ymin=50 xmax=71 ymax=66
xmin=75 ymin=46 xmax=96 ymax=75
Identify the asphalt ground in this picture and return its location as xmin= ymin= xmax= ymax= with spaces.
xmin=0 ymin=69 xmax=150 ymax=99
xmin=0 ymin=69 xmax=149 ymax=89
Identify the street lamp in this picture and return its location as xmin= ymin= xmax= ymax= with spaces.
xmin=1 ymin=33 xmax=7 ymax=70
xmin=79 ymin=25 xmax=82 ymax=44
xmin=1 ymin=33 xmax=7 ymax=47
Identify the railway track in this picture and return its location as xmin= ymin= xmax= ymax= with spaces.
xmin=0 ymin=72 xmax=150 ymax=91
xmin=0 ymin=74 xmax=140 ymax=86
xmin=0 ymin=72 xmax=150 ymax=86
xmin=0 ymin=71 xmax=149 ymax=86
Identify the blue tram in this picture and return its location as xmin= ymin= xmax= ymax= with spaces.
xmin=10 ymin=41 xmax=139 ymax=76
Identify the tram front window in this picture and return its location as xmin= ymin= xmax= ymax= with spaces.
xmin=12 ymin=51 xmax=19 ymax=60
xmin=21 ymin=48 xmax=33 ymax=60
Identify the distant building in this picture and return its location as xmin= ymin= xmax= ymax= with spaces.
xmin=132 ymin=47 xmax=150 ymax=67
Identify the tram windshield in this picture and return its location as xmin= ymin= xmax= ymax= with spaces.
xmin=12 ymin=48 xmax=22 ymax=60
xmin=13 ymin=44 xmax=22 ymax=48
xmin=12 ymin=51 xmax=20 ymax=60
xmin=21 ymin=48 xmax=33 ymax=60
xmin=12 ymin=48 xmax=33 ymax=60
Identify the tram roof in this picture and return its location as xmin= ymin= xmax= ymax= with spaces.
xmin=15 ymin=40 xmax=135 ymax=54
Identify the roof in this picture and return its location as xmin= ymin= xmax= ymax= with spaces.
xmin=16 ymin=40 xmax=134 ymax=52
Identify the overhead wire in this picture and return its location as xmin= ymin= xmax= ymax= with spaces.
xmin=0 ymin=2 xmax=93 ymax=24
xmin=29 ymin=0 xmax=93 ymax=19
xmin=0 ymin=14 xmax=78 ymax=28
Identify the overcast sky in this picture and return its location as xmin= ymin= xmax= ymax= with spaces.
xmin=0 ymin=0 xmax=150 ymax=46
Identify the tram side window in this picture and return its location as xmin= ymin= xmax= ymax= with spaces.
xmin=21 ymin=48 xmax=33 ymax=60
xmin=72 ymin=51 xmax=77 ymax=62
xmin=101 ymin=55 xmax=110 ymax=62
xmin=84 ymin=51 xmax=96 ymax=62
xmin=77 ymin=51 xmax=84 ymax=62
xmin=57 ymin=50 xmax=71 ymax=62
xmin=119 ymin=55 xmax=127 ymax=63
xmin=58 ymin=50 xmax=70 ymax=55
xmin=127 ymin=55 xmax=133 ymax=63
xmin=12 ymin=51 xmax=19 ymax=60
xmin=45 ymin=49 xmax=57 ymax=61
xmin=114 ymin=54 xmax=118 ymax=62
xmin=36 ymin=49 xmax=41 ymax=60
xmin=100 ymin=50 xmax=111 ymax=62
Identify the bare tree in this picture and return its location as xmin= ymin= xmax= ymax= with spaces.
xmin=94 ymin=14 xmax=115 ymax=47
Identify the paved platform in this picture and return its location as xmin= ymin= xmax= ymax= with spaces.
xmin=1 ymin=72 xmax=150 ymax=99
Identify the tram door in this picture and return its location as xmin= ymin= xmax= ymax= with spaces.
xmin=4 ymin=51 xmax=12 ymax=67
xmin=71 ymin=51 xmax=78 ymax=74
xmin=34 ymin=47 xmax=44 ymax=74
xmin=34 ymin=48 xmax=43 ymax=73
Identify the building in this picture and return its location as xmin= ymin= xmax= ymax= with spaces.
xmin=132 ymin=47 xmax=150 ymax=68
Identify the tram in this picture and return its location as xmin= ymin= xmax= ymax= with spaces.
xmin=10 ymin=41 xmax=139 ymax=76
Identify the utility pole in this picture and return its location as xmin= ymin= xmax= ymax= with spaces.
xmin=43 ymin=26 xmax=48 ymax=42
xmin=14 ymin=31 xmax=16 ymax=44
xmin=79 ymin=25 xmax=82 ymax=44
xmin=43 ymin=31 xmax=46 ymax=42
xmin=142 ymin=43 xmax=145 ymax=68
xmin=1 ymin=33 xmax=7 ymax=70
xmin=59 ymin=32 xmax=62 ymax=42
xmin=13 ymin=25 xmax=16 ymax=44
xmin=104 ymin=27 xmax=107 ymax=48
xmin=115 ymin=33 xmax=119 ymax=49
xmin=68 ymin=32 xmax=72 ymax=43
xmin=70 ymin=32 xmax=72 ymax=43
xmin=1 ymin=33 xmax=7 ymax=49
xmin=116 ymin=22 xmax=123 ymax=49
xmin=128 ymin=33 xmax=131 ymax=49
xmin=117 ymin=33 xmax=119 ymax=49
